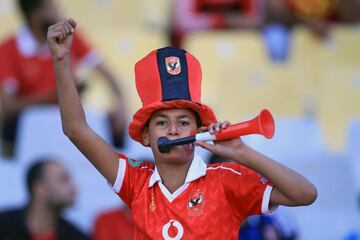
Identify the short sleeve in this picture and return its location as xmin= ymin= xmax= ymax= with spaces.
xmin=219 ymin=163 xmax=275 ymax=219
xmin=0 ymin=38 xmax=16 ymax=85
xmin=72 ymin=32 xmax=92 ymax=60
xmin=71 ymin=31 xmax=103 ymax=68
xmin=112 ymin=154 xmax=154 ymax=208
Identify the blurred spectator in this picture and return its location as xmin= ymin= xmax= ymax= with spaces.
xmin=344 ymin=232 xmax=360 ymax=240
xmin=94 ymin=207 xmax=133 ymax=240
xmin=0 ymin=158 xmax=89 ymax=239
xmin=169 ymin=0 xmax=360 ymax=63
xmin=208 ymin=154 xmax=298 ymax=240
xmin=0 ymin=0 xmax=127 ymax=158
xmin=265 ymin=0 xmax=360 ymax=38
xmin=240 ymin=215 xmax=282 ymax=240
xmin=263 ymin=0 xmax=360 ymax=63
xmin=169 ymin=0 xmax=265 ymax=47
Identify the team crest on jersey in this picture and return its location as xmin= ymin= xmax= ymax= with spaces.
xmin=187 ymin=189 xmax=204 ymax=216
xmin=128 ymin=158 xmax=142 ymax=167
xmin=165 ymin=56 xmax=181 ymax=75
xmin=257 ymin=173 xmax=268 ymax=184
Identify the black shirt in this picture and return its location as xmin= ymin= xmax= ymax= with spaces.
xmin=0 ymin=208 xmax=90 ymax=240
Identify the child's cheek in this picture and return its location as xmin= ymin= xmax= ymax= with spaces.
xmin=182 ymin=129 xmax=196 ymax=156
xmin=190 ymin=129 xmax=197 ymax=136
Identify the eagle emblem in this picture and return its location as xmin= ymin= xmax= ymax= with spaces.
xmin=165 ymin=56 xmax=181 ymax=75
xmin=187 ymin=190 xmax=204 ymax=216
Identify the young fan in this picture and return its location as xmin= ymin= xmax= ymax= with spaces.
xmin=47 ymin=18 xmax=317 ymax=239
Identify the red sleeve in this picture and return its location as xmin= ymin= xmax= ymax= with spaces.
xmin=112 ymin=154 xmax=154 ymax=208
xmin=0 ymin=38 xmax=16 ymax=85
xmin=219 ymin=162 xmax=274 ymax=219
xmin=94 ymin=214 xmax=110 ymax=240
xmin=71 ymin=31 xmax=93 ymax=61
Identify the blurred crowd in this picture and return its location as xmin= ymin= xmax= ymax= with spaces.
xmin=169 ymin=0 xmax=360 ymax=54
xmin=0 ymin=0 xmax=360 ymax=239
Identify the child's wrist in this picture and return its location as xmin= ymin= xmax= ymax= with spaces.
xmin=52 ymin=52 xmax=70 ymax=62
xmin=232 ymin=145 xmax=251 ymax=165
xmin=53 ymin=54 xmax=71 ymax=66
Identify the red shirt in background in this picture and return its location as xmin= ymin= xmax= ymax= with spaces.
xmin=285 ymin=0 xmax=337 ymax=20
xmin=29 ymin=230 xmax=57 ymax=240
xmin=94 ymin=208 xmax=133 ymax=240
xmin=0 ymin=26 xmax=99 ymax=98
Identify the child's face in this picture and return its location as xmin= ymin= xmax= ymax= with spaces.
xmin=142 ymin=108 xmax=199 ymax=163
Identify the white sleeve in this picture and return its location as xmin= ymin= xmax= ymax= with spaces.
xmin=261 ymin=185 xmax=278 ymax=214
xmin=112 ymin=157 xmax=127 ymax=193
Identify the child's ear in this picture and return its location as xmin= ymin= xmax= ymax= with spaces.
xmin=142 ymin=127 xmax=150 ymax=146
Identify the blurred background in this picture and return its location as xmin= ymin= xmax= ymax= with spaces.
xmin=0 ymin=0 xmax=359 ymax=239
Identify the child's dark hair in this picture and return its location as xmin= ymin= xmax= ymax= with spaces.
xmin=26 ymin=158 xmax=56 ymax=196
xmin=17 ymin=0 xmax=44 ymax=20
xmin=190 ymin=110 xmax=202 ymax=128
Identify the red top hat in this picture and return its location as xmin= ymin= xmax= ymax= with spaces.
xmin=128 ymin=47 xmax=217 ymax=144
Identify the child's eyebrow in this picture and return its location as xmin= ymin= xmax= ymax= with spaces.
xmin=153 ymin=114 xmax=168 ymax=119
xmin=177 ymin=115 xmax=191 ymax=119
xmin=153 ymin=114 xmax=191 ymax=119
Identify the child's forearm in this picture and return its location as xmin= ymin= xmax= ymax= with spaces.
xmin=47 ymin=18 xmax=119 ymax=184
xmin=53 ymin=55 xmax=87 ymax=136
xmin=233 ymin=145 xmax=317 ymax=206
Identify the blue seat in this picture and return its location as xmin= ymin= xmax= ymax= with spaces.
xmin=348 ymin=118 xmax=360 ymax=206
xmin=14 ymin=106 xmax=121 ymax=232
xmin=242 ymin=117 xmax=325 ymax=166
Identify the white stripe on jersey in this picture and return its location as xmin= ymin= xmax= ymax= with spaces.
xmin=112 ymin=158 xmax=127 ymax=193
xmin=206 ymin=166 xmax=242 ymax=176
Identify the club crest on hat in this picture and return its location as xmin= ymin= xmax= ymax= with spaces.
xmin=165 ymin=56 xmax=181 ymax=75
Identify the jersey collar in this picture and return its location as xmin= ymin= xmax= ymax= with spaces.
xmin=148 ymin=154 xmax=207 ymax=188
xmin=16 ymin=25 xmax=49 ymax=58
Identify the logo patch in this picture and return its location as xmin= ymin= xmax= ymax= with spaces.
xmin=187 ymin=189 xmax=204 ymax=216
xmin=128 ymin=158 xmax=142 ymax=167
xmin=162 ymin=220 xmax=184 ymax=240
xmin=257 ymin=173 xmax=268 ymax=184
xmin=165 ymin=56 xmax=181 ymax=75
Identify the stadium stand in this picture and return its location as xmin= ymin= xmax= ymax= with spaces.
xmin=185 ymin=30 xmax=302 ymax=122
xmin=15 ymin=106 xmax=120 ymax=232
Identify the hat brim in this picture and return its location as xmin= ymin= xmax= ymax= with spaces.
xmin=128 ymin=100 xmax=217 ymax=145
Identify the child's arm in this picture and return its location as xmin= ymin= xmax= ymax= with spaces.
xmin=47 ymin=18 xmax=119 ymax=184
xmin=195 ymin=121 xmax=318 ymax=208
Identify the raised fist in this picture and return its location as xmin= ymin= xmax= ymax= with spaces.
xmin=47 ymin=18 xmax=77 ymax=60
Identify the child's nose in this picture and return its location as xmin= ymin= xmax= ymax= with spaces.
xmin=167 ymin=123 xmax=179 ymax=137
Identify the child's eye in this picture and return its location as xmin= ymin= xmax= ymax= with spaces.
xmin=178 ymin=121 xmax=190 ymax=126
xmin=156 ymin=120 xmax=167 ymax=126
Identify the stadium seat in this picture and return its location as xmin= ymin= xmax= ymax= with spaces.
xmin=330 ymin=26 xmax=360 ymax=66
xmin=244 ymin=117 xmax=358 ymax=238
xmin=185 ymin=30 xmax=301 ymax=121
xmin=242 ymin=117 xmax=325 ymax=165
xmin=317 ymin=64 xmax=360 ymax=151
xmin=348 ymin=119 xmax=360 ymax=209
xmin=0 ymin=0 xmax=20 ymax=41
xmin=291 ymin=27 xmax=328 ymax=108
xmin=81 ymin=28 xmax=167 ymax=114
xmin=287 ymin=153 xmax=359 ymax=239
xmin=15 ymin=106 xmax=121 ymax=232
xmin=59 ymin=0 xmax=142 ymax=30
xmin=0 ymin=159 xmax=27 ymax=211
